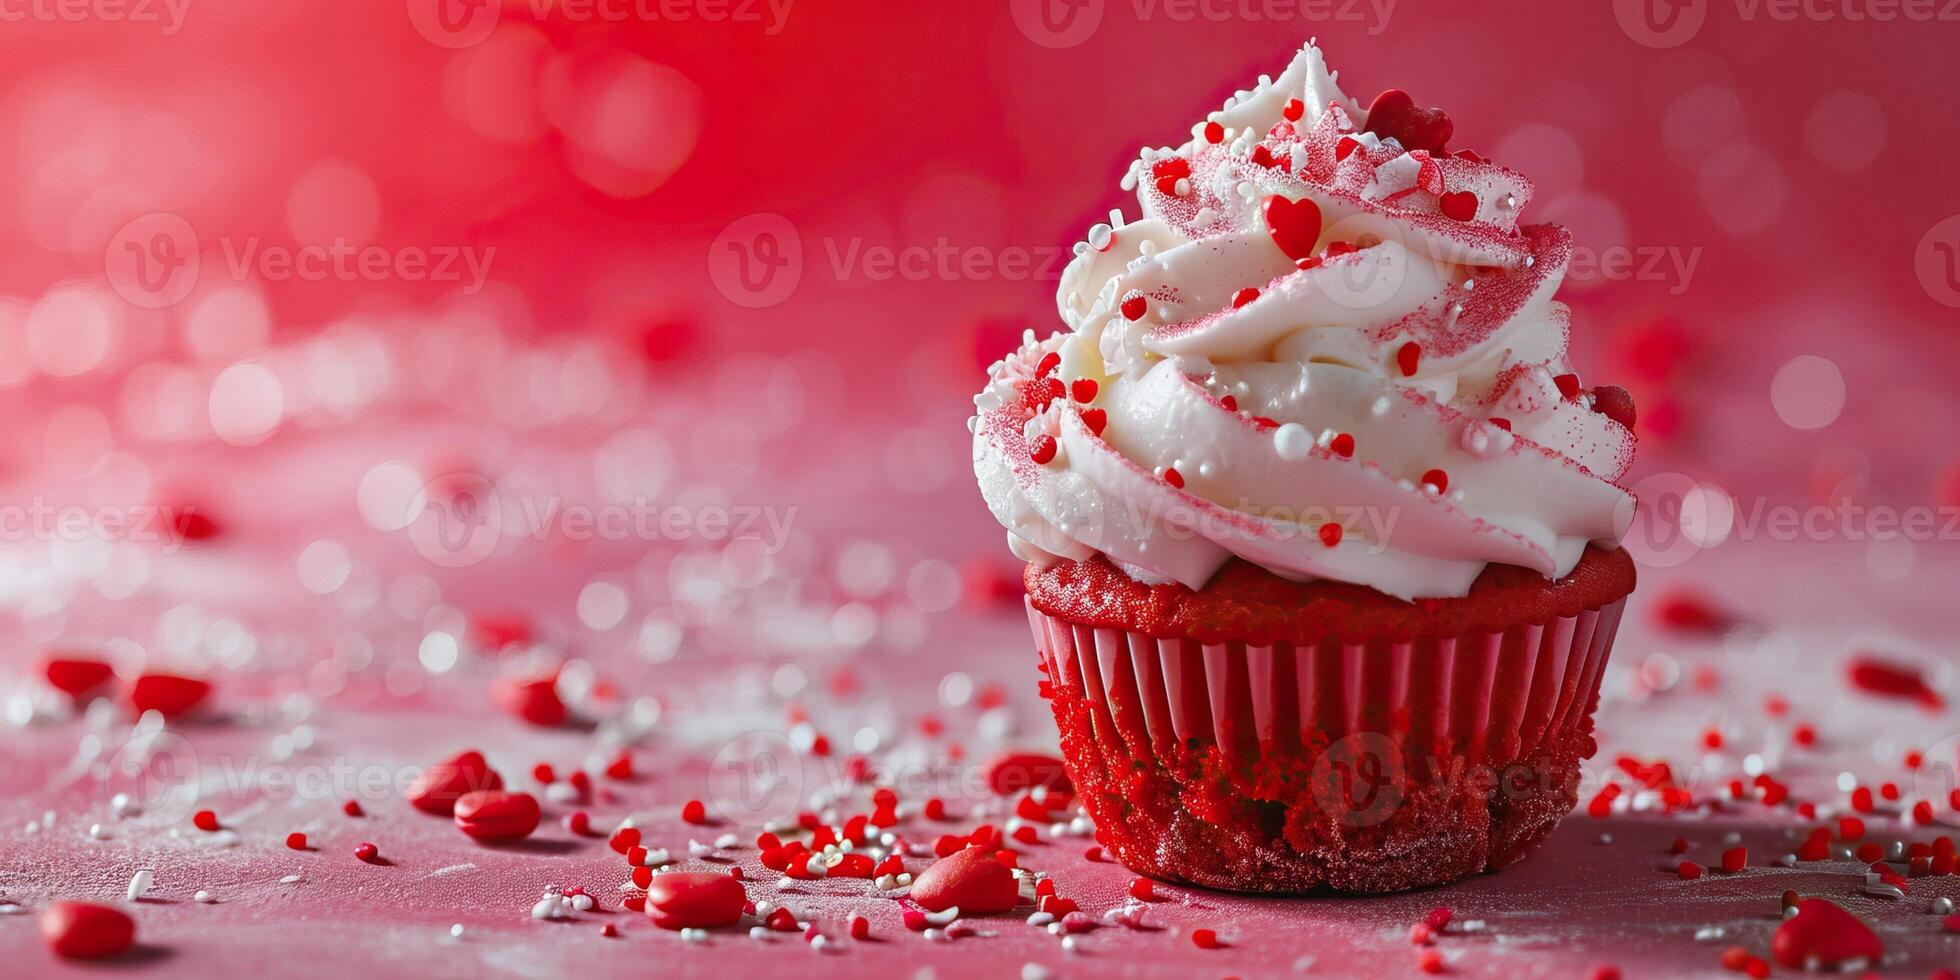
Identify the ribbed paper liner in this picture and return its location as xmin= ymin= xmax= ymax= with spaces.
xmin=1027 ymin=596 xmax=1627 ymax=893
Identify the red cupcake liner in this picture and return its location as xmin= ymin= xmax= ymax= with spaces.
xmin=1027 ymin=594 xmax=1628 ymax=894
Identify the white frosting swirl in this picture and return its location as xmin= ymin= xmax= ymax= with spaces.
xmin=971 ymin=42 xmax=1635 ymax=601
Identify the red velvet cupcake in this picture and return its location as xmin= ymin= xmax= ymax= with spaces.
xmin=970 ymin=42 xmax=1638 ymax=893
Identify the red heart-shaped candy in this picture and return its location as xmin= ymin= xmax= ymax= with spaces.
xmin=1363 ymin=89 xmax=1453 ymax=155
xmin=453 ymin=790 xmax=540 ymax=841
xmin=645 ymin=872 xmax=746 ymax=930
xmin=1772 ymin=899 xmax=1882 ymax=969
xmin=1262 ymin=195 xmax=1323 ymax=263
xmin=909 ymin=846 xmax=1019 ymax=914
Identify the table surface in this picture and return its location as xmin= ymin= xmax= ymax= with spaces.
xmin=2 ymin=392 xmax=1958 ymax=980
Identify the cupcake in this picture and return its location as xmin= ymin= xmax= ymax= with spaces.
xmin=970 ymin=41 xmax=1637 ymax=894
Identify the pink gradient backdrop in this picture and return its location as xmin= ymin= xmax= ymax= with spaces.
xmin=5 ymin=3 xmax=1960 ymax=978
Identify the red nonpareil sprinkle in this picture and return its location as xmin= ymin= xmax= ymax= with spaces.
xmin=766 ymin=908 xmax=798 ymax=932
xmin=1655 ymin=590 xmax=1730 ymax=633
xmin=1070 ymin=378 xmax=1098 ymax=403
xmin=1851 ymin=786 xmax=1874 ymax=813
xmin=532 ymin=763 xmax=556 ymax=784
xmin=1553 ymin=373 xmax=1582 ymax=399
xmin=1030 ymin=435 xmax=1058 ymax=465
xmin=604 ymin=753 xmax=633 ymax=780
xmin=1120 ymin=295 xmax=1148 ymax=321
xmin=1719 ymin=946 xmax=1752 ymax=971
xmin=1670 ymin=836 xmax=1690 ymax=855
xmin=286 ymin=832 xmax=308 ymax=850
xmin=1231 ymin=287 xmax=1260 ymax=308
xmin=1439 ymin=190 xmax=1478 ymax=222
xmin=1084 ymin=845 xmax=1103 ymax=862
xmin=1326 ymin=432 xmax=1355 ymax=457
xmin=1164 ymin=467 xmax=1184 ymax=489
xmin=1318 ymin=523 xmax=1343 ymax=548
xmin=353 ymin=841 xmax=379 ymax=862
xmin=1721 ymin=847 xmax=1747 ymax=873
xmin=565 ymin=811 xmax=591 ymax=836
xmin=343 ymin=800 xmax=363 ymax=817
xmin=1425 ymin=907 xmax=1452 ymax=931
xmin=1282 ymin=98 xmax=1304 ymax=122
xmin=849 ymin=914 xmax=871 ymax=940
xmin=1408 ymin=923 xmax=1433 ymax=946
xmin=1702 ymin=727 xmax=1724 ymax=750
xmin=600 ymin=923 xmax=618 ymax=938
xmin=1678 ymin=860 xmax=1704 ymax=879
xmin=903 ymin=909 xmax=928 ymax=932
xmin=1880 ymin=782 xmax=1900 ymax=801
xmin=1763 ymin=694 xmax=1789 ymax=717
xmin=567 ymin=770 xmax=591 ymax=795
xmin=610 ymin=826 xmax=640 ymax=854
xmin=1191 ymin=928 xmax=1223 ymax=949
xmin=1913 ymin=800 xmax=1936 ymax=825
xmin=1417 ymin=948 xmax=1445 ymax=974
xmin=1129 ymin=877 xmax=1156 ymax=901
xmin=1397 ymin=341 xmax=1421 ymax=376
xmin=1798 ymin=829 xmax=1830 ymax=861
xmin=681 ymin=800 xmax=708 ymax=825
xmin=1036 ymin=351 xmax=1061 ymax=378
xmin=193 ymin=810 xmax=220 ymax=832
xmin=1855 ymin=842 xmax=1883 ymax=863
xmin=1204 ymin=121 xmax=1224 ymax=143
xmin=1421 ymin=469 xmax=1448 ymax=494
xmin=1905 ymin=749 xmax=1924 ymax=769
xmin=923 ymin=797 xmax=947 ymax=821
xmin=1219 ymin=394 xmax=1238 ymax=412
xmin=1946 ymin=912 xmax=1960 ymax=933
xmin=1793 ymin=723 xmax=1817 ymax=747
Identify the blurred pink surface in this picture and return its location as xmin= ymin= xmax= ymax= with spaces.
xmin=2 ymin=1 xmax=1960 ymax=977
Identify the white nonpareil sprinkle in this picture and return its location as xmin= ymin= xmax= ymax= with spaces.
xmin=89 ymin=824 xmax=110 ymax=840
xmin=194 ymin=891 xmax=215 ymax=904
xmin=1274 ymin=422 xmax=1314 ymax=461
xmin=0 ymin=904 xmax=23 ymax=915
xmin=450 ymin=924 xmax=465 ymax=938
xmin=749 ymin=926 xmax=771 ymax=941
xmin=127 ymin=869 xmax=153 ymax=900
xmin=279 ymin=874 xmax=303 ymax=884
xmin=682 ymin=928 xmax=709 ymax=944
xmin=1023 ymin=965 xmax=1054 ymax=980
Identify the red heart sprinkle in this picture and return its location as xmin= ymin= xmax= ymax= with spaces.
xmin=1589 ymin=384 xmax=1636 ymax=430
xmin=128 ymin=672 xmax=211 ymax=718
xmin=983 ymin=753 xmax=1072 ymax=797
xmin=1363 ymin=89 xmax=1453 ymax=155
xmin=41 ymin=653 xmax=114 ymax=698
xmin=1262 ymin=195 xmax=1323 ymax=263
xmin=1120 ymin=295 xmax=1148 ymax=321
xmin=407 ymin=750 xmax=504 ymax=816
xmin=1440 ymin=190 xmax=1478 ymax=222
xmin=491 ymin=673 xmax=567 ymax=727
xmin=645 ymin=872 xmax=746 ymax=930
xmin=453 ymin=790 xmax=540 ymax=841
xmin=1080 ymin=408 xmax=1107 ymax=436
xmin=1772 ymin=899 xmax=1882 ymax=969
xmin=40 ymin=902 xmax=135 ymax=960
xmin=681 ymin=799 xmax=708 ymax=824
xmin=909 ymin=847 xmax=1019 ymax=914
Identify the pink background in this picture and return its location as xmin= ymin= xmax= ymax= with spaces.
xmin=3 ymin=2 xmax=1960 ymax=977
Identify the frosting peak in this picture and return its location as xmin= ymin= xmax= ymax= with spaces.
xmin=971 ymin=41 xmax=1635 ymax=600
